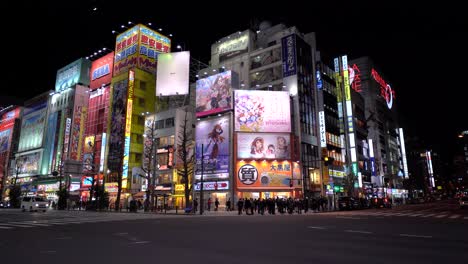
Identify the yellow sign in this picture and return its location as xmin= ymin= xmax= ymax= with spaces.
xmin=175 ymin=184 xmax=185 ymax=192
xmin=84 ymin=135 xmax=95 ymax=153
xmin=343 ymin=70 xmax=351 ymax=101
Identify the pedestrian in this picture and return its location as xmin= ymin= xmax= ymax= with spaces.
xmin=215 ymin=198 xmax=219 ymax=211
xmin=193 ymin=199 xmax=198 ymax=213
xmin=226 ymin=198 xmax=231 ymax=211
xmin=237 ymin=198 xmax=244 ymax=215
xmin=207 ymin=197 xmax=212 ymax=211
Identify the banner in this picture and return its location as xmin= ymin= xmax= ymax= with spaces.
xmin=196 ymin=71 xmax=233 ymax=117
xmin=237 ymin=133 xmax=291 ymax=159
xmin=236 ymin=160 xmax=301 ymax=189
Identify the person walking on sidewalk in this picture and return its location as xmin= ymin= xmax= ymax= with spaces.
xmin=207 ymin=197 xmax=212 ymax=211
xmin=237 ymin=198 xmax=244 ymax=215
xmin=193 ymin=199 xmax=198 ymax=213
xmin=214 ymin=198 xmax=219 ymax=211
xmin=226 ymin=198 xmax=231 ymax=211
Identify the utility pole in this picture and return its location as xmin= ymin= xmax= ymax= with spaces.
xmin=200 ymin=144 xmax=204 ymax=215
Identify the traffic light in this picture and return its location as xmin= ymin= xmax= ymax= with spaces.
xmin=323 ymin=156 xmax=335 ymax=166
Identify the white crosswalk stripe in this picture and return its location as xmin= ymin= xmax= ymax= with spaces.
xmin=337 ymin=209 xmax=467 ymax=220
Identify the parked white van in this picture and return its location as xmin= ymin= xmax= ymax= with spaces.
xmin=21 ymin=196 xmax=49 ymax=212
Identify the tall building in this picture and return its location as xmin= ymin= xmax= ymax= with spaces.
xmin=105 ymin=24 xmax=171 ymax=196
xmin=197 ymin=22 xmax=320 ymax=201
xmin=0 ymin=106 xmax=22 ymax=200
xmin=349 ymin=57 xmax=407 ymax=193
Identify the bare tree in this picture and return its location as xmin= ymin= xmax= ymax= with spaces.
xmin=176 ymin=108 xmax=194 ymax=210
xmin=140 ymin=117 xmax=157 ymax=211
xmin=343 ymin=172 xmax=357 ymax=197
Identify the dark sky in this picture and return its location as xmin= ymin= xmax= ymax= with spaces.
xmin=5 ymin=1 xmax=467 ymax=160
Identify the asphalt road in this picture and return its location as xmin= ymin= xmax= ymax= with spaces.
xmin=1 ymin=207 xmax=467 ymax=264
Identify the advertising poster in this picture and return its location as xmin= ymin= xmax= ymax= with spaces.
xmin=217 ymin=31 xmax=249 ymax=61
xmin=55 ymin=58 xmax=91 ymax=92
xmin=16 ymin=151 xmax=41 ymax=176
xmin=82 ymin=153 xmax=94 ymax=173
xmin=234 ymin=90 xmax=290 ymax=132
xmin=114 ymin=26 xmax=139 ymax=76
xmin=156 ymin=51 xmax=190 ymax=96
xmin=90 ymin=52 xmax=114 ymax=89
xmin=281 ymin=34 xmax=297 ymax=77
xmin=237 ymin=133 xmax=291 ymax=160
xmin=107 ymin=79 xmax=128 ymax=172
xmin=69 ymin=105 xmax=87 ymax=161
xmin=0 ymin=129 xmax=11 ymax=152
xmin=236 ymin=160 xmax=300 ymax=189
xmin=18 ymin=103 xmax=47 ymax=152
xmin=0 ymin=107 xmax=20 ymax=131
xmin=195 ymin=116 xmax=230 ymax=180
xmin=83 ymin=135 xmax=95 ymax=154
xmin=196 ymin=71 xmax=233 ymax=117
xmin=138 ymin=25 xmax=171 ymax=74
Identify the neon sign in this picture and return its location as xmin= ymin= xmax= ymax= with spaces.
xmin=122 ymin=70 xmax=135 ymax=188
xmin=348 ymin=64 xmax=362 ymax=92
xmin=371 ymin=68 xmax=395 ymax=109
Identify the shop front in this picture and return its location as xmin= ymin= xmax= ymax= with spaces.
xmin=194 ymin=180 xmax=231 ymax=210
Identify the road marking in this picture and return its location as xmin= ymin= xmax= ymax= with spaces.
xmin=464 ymin=217 xmax=468 ymax=220
xmin=336 ymin=216 xmax=361 ymax=219
xmin=449 ymin=215 xmax=460 ymax=219
xmin=399 ymin=234 xmax=432 ymax=239
xmin=40 ymin=250 xmax=57 ymax=254
xmin=0 ymin=223 xmax=34 ymax=228
xmin=345 ymin=230 xmax=373 ymax=234
xmin=435 ymin=214 xmax=448 ymax=218
xmin=421 ymin=214 xmax=437 ymax=218
xmin=0 ymin=226 xmax=14 ymax=229
xmin=114 ymin=232 xmax=129 ymax=235
xmin=408 ymin=214 xmax=424 ymax=217
xmin=307 ymin=226 xmax=326 ymax=230
xmin=130 ymin=241 xmax=150 ymax=245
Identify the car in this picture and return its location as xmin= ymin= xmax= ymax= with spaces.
xmin=0 ymin=201 xmax=9 ymax=208
xmin=459 ymin=197 xmax=468 ymax=209
xmin=21 ymin=196 xmax=49 ymax=212
xmin=371 ymin=197 xmax=392 ymax=208
xmin=338 ymin=197 xmax=360 ymax=210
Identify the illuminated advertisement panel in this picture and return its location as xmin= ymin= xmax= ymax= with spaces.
xmin=194 ymin=181 xmax=229 ymax=191
xmin=18 ymin=102 xmax=47 ymax=152
xmin=234 ymin=90 xmax=290 ymax=133
xmin=195 ymin=115 xmax=230 ymax=180
xmin=69 ymin=105 xmax=87 ymax=161
xmin=319 ymin=111 xmax=326 ymax=147
xmin=83 ymin=135 xmax=95 ymax=154
xmin=196 ymin=71 xmax=234 ymax=117
xmin=0 ymin=129 xmax=11 ymax=152
xmin=236 ymin=160 xmax=300 ymax=189
xmin=0 ymin=107 xmax=20 ymax=130
xmin=16 ymin=151 xmax=41 ymax=176
xmin=156 ymin=51 xmax=190 ymax=96
xmin=83 ymin=153 xmax=94 ymax=174
xmin=371 ymin=68 xmax=395 ymax=109
xmin=217 ymin=31 xmax=249 ymax=62
xmin=138 ymin=25 xmax=171 ymax=74
xmin=114 ymin=26 xmax=139 ymax=76
xmin=99 ymin=133 xmax=106 ymax=172
xmin=122 ymin=70 xmax=135 ymax=188
xmin=237 ymin=133 xmax=291 ymax=160
xmin=107 ymin=79 xmax=128 ymax=173
xmin=105 ymin=182 xmax=119 ymax=193
xmin=62 ymin=118 xmax=72 ymax=159
xmin=281 ymin=34 xmax=297 ymax=77
xmin=55 ymin=58 xmax=91 ymax=92
xmin=90 ymin=52 xmax=114 ymax=89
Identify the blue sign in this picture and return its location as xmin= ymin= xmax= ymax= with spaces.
xmin=316 ymin=70 xmax=323 ymax=90
xmin=91 ymin=64 xmax=110 ymax=80
xmin=281 ymin=34 xmax=297 ymax=77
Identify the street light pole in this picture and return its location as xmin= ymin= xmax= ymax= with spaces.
xmin=200 ymin=143 xmax=204 ymax=215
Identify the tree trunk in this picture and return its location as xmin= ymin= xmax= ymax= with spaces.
xmin=115 ymin=173 xmax=122 ymax=211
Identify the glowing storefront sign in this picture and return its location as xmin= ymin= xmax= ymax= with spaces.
xmin=371 ymin=68 xmax=395 ymax=109
xmin=194 ymin=181 xmax=229 ymax=191
xmin=55 ymin=58 xmax=91 ymax=92
xmin=398 ymin=128 xmax=408 ymax=178
xmin=217 ymin=31 xmax=249 ymax=61
xmin=319 ymin=111 xmax=326 ymax=147
xmin=122 ymin=70 xmax=135 ymax=188
xmin=99 ymin=133 xmax=106 ymax=172
xmin=348 ymin=64 xmax=362 ymax=92
xmin=281 ymin=34 xmax=297 ymax=77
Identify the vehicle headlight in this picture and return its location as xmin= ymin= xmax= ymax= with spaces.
xmin=46 ymin=204 xmax=49 ymax=207
xmin=35 ymin=203 xmax=39 ymax=207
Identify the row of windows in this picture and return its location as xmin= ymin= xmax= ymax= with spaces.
xmin=154 ymin=118 xmax=175 ymax=130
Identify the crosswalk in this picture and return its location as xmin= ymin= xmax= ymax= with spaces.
xmin=335 ymin=209 xmax=468 ymax=220
xmin=0 ymin=214 xmax=162 ymax=230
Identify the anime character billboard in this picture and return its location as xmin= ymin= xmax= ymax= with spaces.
xmin=237 ymin=133 xmax=291 ymax=160
xmin=196 ymin=71 xmax=235 ymax=117
xmin=234 ymin=90 xmax=290 ymax=132
xmin=195 ymin=115 xmax=230 ymax=180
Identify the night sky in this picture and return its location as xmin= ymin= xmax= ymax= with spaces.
xmin=4 ymin=1 xmax=467 ymax=160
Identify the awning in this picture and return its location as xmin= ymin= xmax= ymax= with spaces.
xmin=133 ymin=191 xmax=147 ymax=198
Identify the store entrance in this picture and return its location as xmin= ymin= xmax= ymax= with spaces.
xmin=210 ymin=192 xmax=227 ymax=210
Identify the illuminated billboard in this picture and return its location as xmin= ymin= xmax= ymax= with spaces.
xmin=122 ymin=70 xmax=135 ymax=188
xmin=236 ymin=160 xmax=300 ymax=189
xmin=156 ymin=51 xmax=190 ymax=96
xmin=196 ymin=71 xmax=236 ymax=117
xmin=90 ymin=52 xmax=114 ymax=89
xmin=16 ymin=151 xmax=41 ymax=176
xmin=281 ymin=34 xmax=297 ymax=77
xmin=55 ymin=58 xmax=91 ymax=92
xmin=216 ymin=31 xmax=249 ymax=62
xmin=0 ymin=129 xmax=11 ymax=152
xmin=69 ymin=105 xmax=87 ymax=161
xmin=237 ymin=133 xmax=291 ymax=160
xmin=195 ymin=115 xmax=230 ymax=180
xmin=114 ymin=25 xmax=171 ymax=76
xmin=107 ymin=79 xmax=127 ymax=173
xmin=234 ymin=90 xmax=290 ymax=133
xmin=83 ymin=135 xmax=95 ymax=154
xmin=18 ymin=102 xmax=47 ymax=152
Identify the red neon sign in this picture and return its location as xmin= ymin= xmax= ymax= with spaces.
xmin=349 ymin=64 xmax=362 ymax=92
xmin=371 ymin=68 xmax=396 ymax=109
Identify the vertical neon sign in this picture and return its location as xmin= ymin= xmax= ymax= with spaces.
xmin=122 ymin=70 xmax=135 ymax=188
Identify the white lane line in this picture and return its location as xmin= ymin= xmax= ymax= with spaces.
xmin=0 ymin=226 xmax=14 ymax=229
xmin=307 ymin=226 xmax=326 ymax=230
xmin=408 ymin=214 xmax=424 ymax=217
xmin=399 ymin=234 xmax=432 ymax=239
xmin=345 ymin=230 xmax=373 ymax=234
xmin=449 ymin=215 xmax=460 ymax=219
xmin=114 ymin=232 xmax=129 ymax=235
xmin=464 ymin=217 xmax=468 ymax=220
xmin=0 ymin=223 xmax=35 ymax=228
xmin=129 ymin=241 xmax=151 ymax=244
xmin=435 ymin=214 xmax=448 ymax=218
xmin=336 ymin=216 xmax=361 ymax=219
xmin=40 ymin=250 xmax=57 ymax=254
xmin=421 ymin=214 xmax=437 ymax=218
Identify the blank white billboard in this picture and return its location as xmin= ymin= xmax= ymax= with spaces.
xmin=156 ymin=51 xmax=190 ymax=96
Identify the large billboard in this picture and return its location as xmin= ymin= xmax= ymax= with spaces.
xmin=216 ymin=31 xmax=249 ymax=62
xmin=0 ymin=129 xmax=11 ymax=152
xmin=55 ymin=58 xmax=91 ymax=92
xmin=237 ymin=133 xmax=291 ymax=160
xmin=90 ymin=52 xmax=114 ymax=89
xmin=196 ymin=71 xmax=235 ymax=117
xmin=69 ymin=105 xmax=87 ymax=161
xmin=18 ymin=102 xmax=47 ymax=152
xmin=114 ymin=25 xmax=171 ymax=76
xmin=195 ymin=115 xmax=230 ymax=180
xmin=234 ymin=90 xmax=290 ymax=132
xmin=236 ymin=160 xmax=301 ymax=189
xmin=156 ymin=51 xmax=190 ymax=96
xmin=16 ymin=151 xmax=41 ymax=176
xmin=107 ymin=79 xmax=128 ymax=172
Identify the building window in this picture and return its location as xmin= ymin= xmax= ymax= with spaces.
xmin=140 ymin=81 xmax=147 ymax=90
xmin=165 ymin=118 xmax=174 ymax=128
xmin=155 ymin=120 xmax=165 ymax=129
xmin=138 ymin=98 xmax=145 ymax=107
